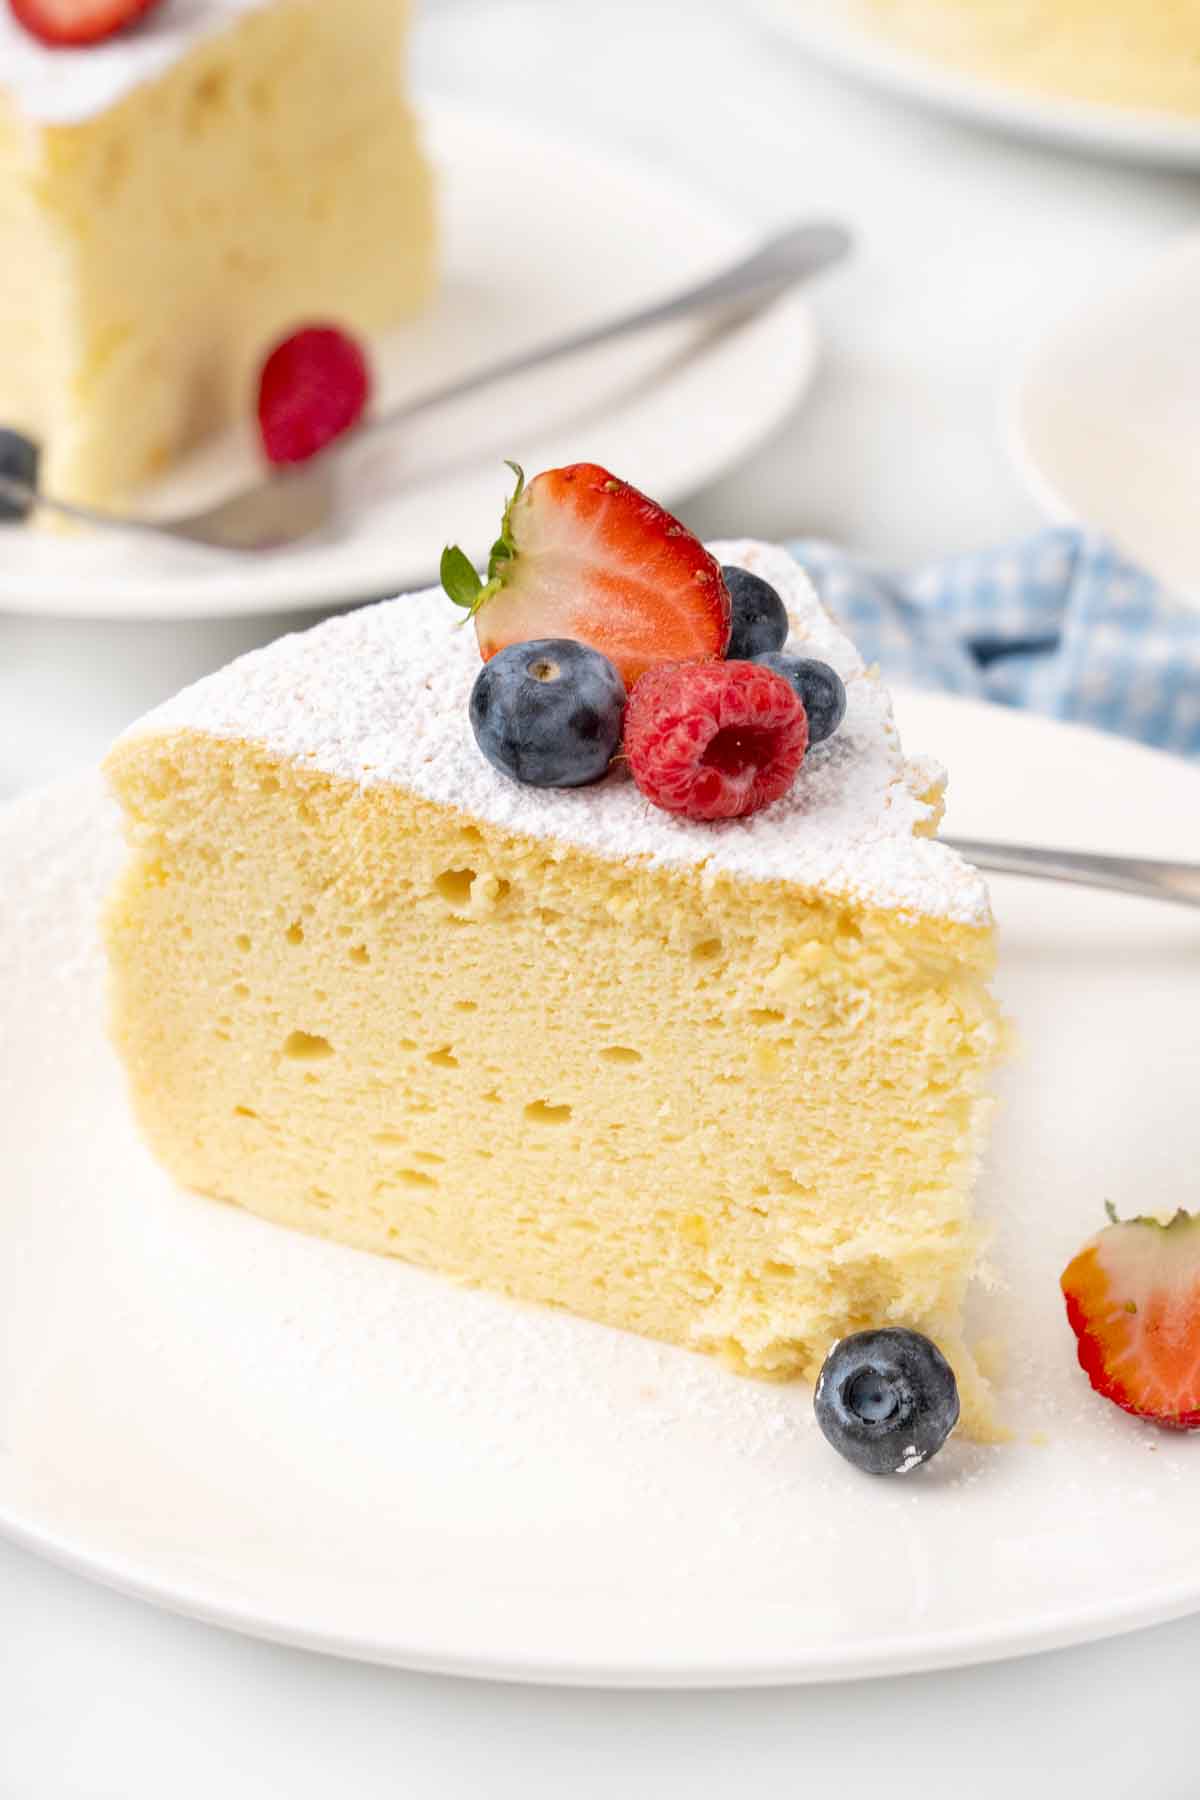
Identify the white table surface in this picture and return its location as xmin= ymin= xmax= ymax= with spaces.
xmin=5 ymin=1 xmax=1200 ymax=1792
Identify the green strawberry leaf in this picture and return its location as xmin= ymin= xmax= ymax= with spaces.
xmin=442 ymin=464 xmax=526 ymax=617
xmin=440 ymin=544 xmax=483 ymax=610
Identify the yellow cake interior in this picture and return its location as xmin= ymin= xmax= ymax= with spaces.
xmin=862 ymin=0 xmax=1200 ymax=116
xmin=105 ymin=729 xmax=1004 ymax=1436
xmin=0 ymin=0 xmax=434 ymax=507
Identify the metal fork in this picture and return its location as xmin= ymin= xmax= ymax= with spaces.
xmin=945 ymin=839 xmax=1200 ymax=910
xmin=0 ymin=219 xmax=851 ymax=553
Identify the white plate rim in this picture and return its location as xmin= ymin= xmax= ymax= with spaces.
xmin=751 ymin=0 xmax=1200 ymax=168
xmin=5 ymin=1477 xmax=1200 ymax=1688
xmin=0 ymin=100 xmax=818 ymax=623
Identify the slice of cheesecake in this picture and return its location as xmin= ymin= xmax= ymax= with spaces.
xmin=104 ymin=541 xmax=1003 ymax=1432
xmin=0 ymin=0 xmax=433 ymax=507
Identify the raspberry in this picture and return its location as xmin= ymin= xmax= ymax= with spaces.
xmin=257 ymin=325 xmax=370 ymax=467
xmin=624 ymin=660 xmax=808 ymax=821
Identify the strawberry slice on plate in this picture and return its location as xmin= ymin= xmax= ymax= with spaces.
xmin=440 ymin=462 xmax=731 ymax=689
xmin=9 ymin=0 xmax=163 ymax=47
xmin=1061 ymin=1205 xmax=1200 ymax=1429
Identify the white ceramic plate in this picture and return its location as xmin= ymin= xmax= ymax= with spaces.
xmin=1012 ymin=231 xmax=1200 ymax=610
xmin=752 ymin=0 xmax=1200 ymax=168
xmin=0 ymin=103 xmax=817 ymax=621
xmin=4 ymin=693 xmax=1200 ymax=1685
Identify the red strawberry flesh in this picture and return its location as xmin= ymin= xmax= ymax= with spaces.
xmin=9 ymin=0 xmax=163 ymax=46
xmin=1061 ymin=1208 xmax=1200 ymax=1429
xmin=473 ymin=463 xmax=730 ymax=689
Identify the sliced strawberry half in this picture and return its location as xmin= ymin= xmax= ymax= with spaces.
xmin=440 ymin=462 xmax=730 ymax=689
xmin=9 ymin=0 xmax=163 ymax=47
xmin=1061 ymin=1205 xmax=1200 ymax=1429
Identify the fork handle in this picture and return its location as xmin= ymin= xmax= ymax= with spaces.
xmin=358 ymin=220 xmax=851 ymax=439
xmin=945 ymin=838 xmax=1200 ymax=910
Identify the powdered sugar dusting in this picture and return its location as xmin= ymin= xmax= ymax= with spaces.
xmin=123 ymin=540 xmax=991 ymax=926
xmin=0 ymin=0 xmax=270 ymax=125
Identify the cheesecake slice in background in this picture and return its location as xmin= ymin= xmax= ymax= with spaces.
xmin=0 ymin=0 xmax=433 ymax=507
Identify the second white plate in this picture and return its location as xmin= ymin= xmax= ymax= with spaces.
xmin=0 ymin=103 xmax=817 ymax=620
xmin=1012 ymin=231 xmax=1200 ymax=610
xmin=3 ymin=695 xmax=1200 ymax=1685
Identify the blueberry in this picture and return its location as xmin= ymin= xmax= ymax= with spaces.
xmin=722 ymin=565 xmax=788 ymax=660
xmin=752 ymin=654 xmax=846 ymax=745
xmin=0 ymin=428 xmax=38 ymax=524
xmin=469 ymin=638 xmax=626 ymax=788
xmin=813 ymin=1328 xmax=959 ymax=1476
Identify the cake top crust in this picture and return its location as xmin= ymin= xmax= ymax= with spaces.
xmin=122 ymin=540 xmax=992 ymax=926
xmin=0 ymin=0 xmax=268 ymax=124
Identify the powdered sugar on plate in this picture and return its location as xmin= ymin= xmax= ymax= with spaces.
xmin=122 ymin=540 xmax=992 ymax=926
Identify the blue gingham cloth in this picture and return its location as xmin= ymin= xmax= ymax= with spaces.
xmin=789 ymin=528 xmax=1200 ymax=759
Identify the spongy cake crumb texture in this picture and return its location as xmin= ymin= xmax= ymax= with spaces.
xmin=105 ymin=543 xmax=1004 ymax=1435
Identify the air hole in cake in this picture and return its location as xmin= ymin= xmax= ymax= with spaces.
xmin=454 ymin=999 xmax=478 ymax=1013
xmin=524 ymin=1100 xmax=572 ymax=1125
xmin=235 ymin=933 xmax=251 ymax=953
xmin=233 ymin=1105 xmax=258 ymax=1120
xmin=372 ymin=1132 xmax=405 ymax=1148
xmin=348 ymin=945 xmax=370 ymax=966
xmin=749 ymin=1007 xmax=785 ymax=1027
xmin=427 ymin=1046 xmax=458 ymax=1069
xmin=285 ymin=923 xmax=304 ymax=945
xmin=435 ymin=867 xmax=476 ymax=907
xmin=396 ymin=1168 xmax=438 ymax=1189
xmin=233 ymin=983 xmax=249 ymax=1000
xmin=538 ymin=907 xmax=562 ymax=926
xmin=459 ymin=825 xmax=484 ymax=846
xmin=187 ymin=66 xmax=232 ymax=134
xmin=493 ymin=878 xmax=513 ymax=903
xmin=600 ymin=1046 xmax=643 ymax=1065
xmin=412 ymin=1152 xmax=446 ymax=1166
xmin=259 ymin=775 xmax=280 ymax=795
xmin=691 ymin=937 xmax=722 ymax=962
xmin=765 ymin=1260 xmax=796 ymax=1280
xmin=482 ymin=1089 xmax=502 ymax=1106
xmin=765 ymin=1164 xmax=809 ymax=1198
xmin=282 ymin=1030 xmax=334 ymax=1061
